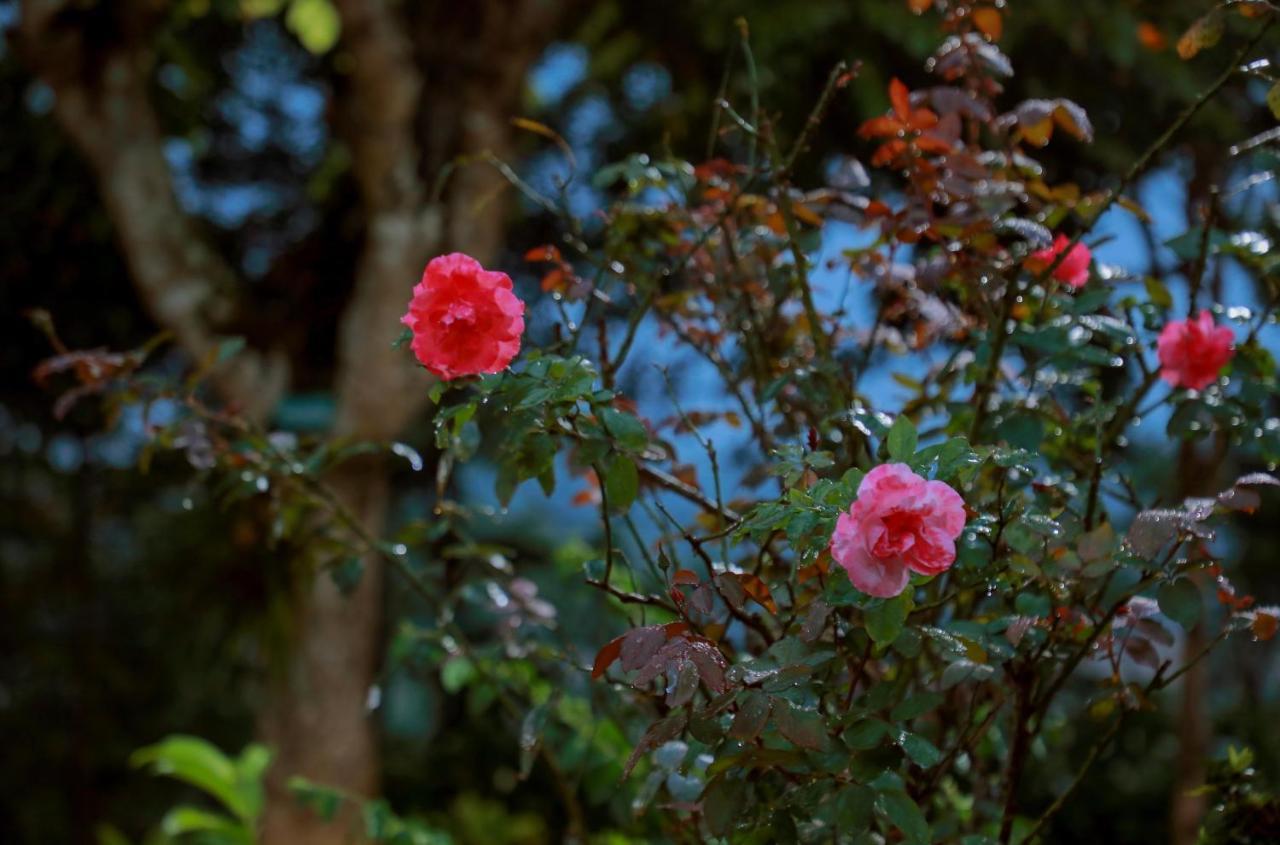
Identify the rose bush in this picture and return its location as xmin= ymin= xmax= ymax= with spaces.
xmin=33 ymin=0 xmax=1280 ymax=843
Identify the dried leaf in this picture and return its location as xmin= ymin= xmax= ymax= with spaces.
xmin=972 ymin=7 xmax=1002 ymax=41
xmin=736 ymin=573 xmax=778 ymax=614
xmin=1177 ymin=10 xmax=1225 ymax=60
xmin=1250 ymin=608 xmax=1279 ymax=641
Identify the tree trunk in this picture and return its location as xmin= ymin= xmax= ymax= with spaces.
xmin=1170 ymin=437 xmax=1225 ymax=845
xmin=258 ymin=459 xmax=390 ymax=845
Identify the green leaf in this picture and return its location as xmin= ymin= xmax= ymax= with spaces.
xmin=940 ymin=659 xmax=995 ymax=689
xmin=288 ymin=777 xmax=344 ymax=822
xmin=828 ymin=783 xmax=875 ymax=830
xmin=865 ymin=593 xmax=912 ymax=645
xmin=286 ymin=0 xmax=341 ymax=54
xmin=159 ymin=806 xmax=252 ymax=845
xmin=599 ymin=407 xmax=649 ymax=451
xmin=1269 ymin=82 xmax=1280 ymax=121
xmin=441 ymin=657 xmax=477 ymax=693
xmin=519 ymin=701 xmax=551 ymax=779
xmin=94 ymin=825 xmax=132 ymax=845
xmin=844 ymin=718 xmax=889 ymax=750
xmin=131 ymin=736 xmax=250 ymax=822
xmin=1143 ymin=277 xmax=1173 ymax=310
xmin=886 ymin=415 xmax=918 ymax=461
xmin=604 ymin=453 xmax=640 ymax=513
xmin=773 ymin=699 xmax=830 ymax=751
xmin=1158 ymin=579 xmax=1202 ymax=630
xmin=891 ymin=691 xmax=944 ymax=722
xmin=898 ymin=731 xmax=943 ymax=768
xmin=876 ymin=790 xmax=930 ymax=844
xmin=702 ymin=776 xmax=749 ymax=837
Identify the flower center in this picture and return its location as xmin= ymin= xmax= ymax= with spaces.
xmin=872 ymin=509 xmax=921 ymax=557
xmin=441 ymin=301 xmax=477 ymax=326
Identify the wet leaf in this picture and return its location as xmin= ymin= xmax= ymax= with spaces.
xmin=1158 ymin=579 xmax=1202 ymax=630
xmin=865 ymin=593 xmax=911 ymax=644
xmin=898 ymin=731 xmax=943 ymax=767
xmin=876 ymin=790 xmax=929 ymax=844
xmin=729 ymin=690 xmax=772 ymax=741
xmin=621 ymin=626 xmax=668 ymax=672
xmin=624 ymin=711 xmax=688 ymax=778
xmin=801 ymin=599 xmax=832 ymax=642
xmin=773 ymin=700 xmax=830 ymax=751
xmin=592 ymin=634 xmax=625 ymax=679
xmin=886 ymin=415 xmax=918 ymax=460
xmin=702 ymin=776 xmax=748 ymax=837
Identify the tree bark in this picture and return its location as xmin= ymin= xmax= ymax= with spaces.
xmin=1170 ymin=436 xmax=1225 ymax=845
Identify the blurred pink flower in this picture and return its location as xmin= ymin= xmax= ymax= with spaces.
xmin=1028 ymin=234 xmax=1092 ymax=289
xmin=1157 ymin=309 xmax=1234 ymax=391
xmin=829 ymin=463 xmax=967 ymax=598
xmin=401 ymin=253 xmax=525 ymax=380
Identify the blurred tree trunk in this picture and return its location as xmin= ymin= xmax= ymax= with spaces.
xmin=1170 ymin=436 xmax=1226 ymax=845
xmin=18 ymin=1 xmax=566 ymax=843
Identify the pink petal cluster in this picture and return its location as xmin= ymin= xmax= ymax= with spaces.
xmin=1028 ymin=234 xmax=1092 ymax=289
xmin=829 ymin=463 xmax=967 ymax=599
xmin=401 ymin=253 xmax=525 ymax=380
xmin=1156 ymin=310 xmax=1234 ymax=391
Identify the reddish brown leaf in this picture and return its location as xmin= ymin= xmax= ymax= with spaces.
xmin=672 ymin=569 xmax=701 ymax=586
xmin=888 ymin=78 xmax=911 ymax=120
xmin=591 ymin=634 xmax=625 ymax=679
xmin=540 ymin=268 xmax=569 ymax=293
xmin=1251 ymin=608 xmax=1279 ymax=641
xmin=735 ymin=573 xmax=778 ymax=614
xmin=523 ymin=244 xmax=562 ymax=262
xmin=1137 ymin=21 xmax=1166 ymax=51
xmin=857 ymin=115 xmax=905 ymax=138
xmin=621 ymin=626 xmax=668 ymax=672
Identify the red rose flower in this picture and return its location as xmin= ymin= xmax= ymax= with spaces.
xmin=1157 ymin=309 xmax=1234 ymax=391
xmin=401 ymin=253 xmax=525 ymax=380
xmin=1028 ymin=234 xmax=1092 ymax=289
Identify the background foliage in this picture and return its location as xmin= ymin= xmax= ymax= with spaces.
xmin=5 ymin=1 xmax=1280 ymax=843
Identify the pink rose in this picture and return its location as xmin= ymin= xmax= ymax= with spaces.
xmin=1028 ymin=234 xmax=1092 ymax=289
xmin=829 ymin=463 xmax=967 ymax=599
xmin=1156 ymin=310 xmax=1234 ymax=391
xmin=401 ymin=253 xmax=525 ymax=380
